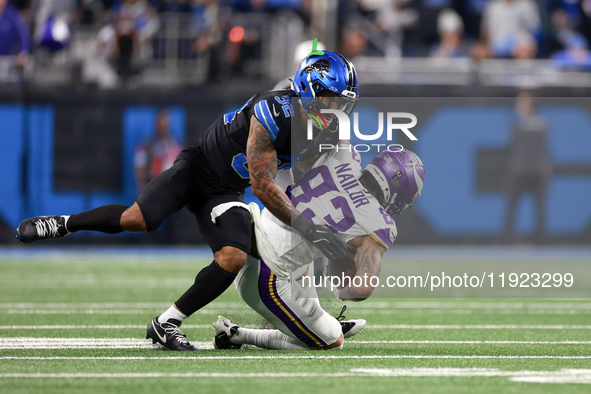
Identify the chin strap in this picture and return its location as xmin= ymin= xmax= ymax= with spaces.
xmin=289 ymin=77 xmax=298 ymax=94
xmin=306 ymin=73 xmax=316 ymax=98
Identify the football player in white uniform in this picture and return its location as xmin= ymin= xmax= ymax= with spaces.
xmin=213 ymin=144 xmax=425 ymax=350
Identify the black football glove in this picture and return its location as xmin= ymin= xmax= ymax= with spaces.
xmin=292 ymin=215 xmax=347 ymax=261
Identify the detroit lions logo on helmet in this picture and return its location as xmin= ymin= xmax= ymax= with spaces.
xmin=302 ymin=59 xmax=331 ymax=79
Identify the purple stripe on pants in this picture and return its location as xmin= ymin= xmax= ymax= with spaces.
xmin=257 ymin=261 xmax=328 ymax=348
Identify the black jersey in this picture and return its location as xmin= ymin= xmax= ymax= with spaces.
xmin=178 ymin=89 xmax=298 ymax=192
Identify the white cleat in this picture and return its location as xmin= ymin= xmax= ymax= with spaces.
xmin=212 ymin=315 xmax=241 ymax=349
xmin=340 ymin=319 xmax=366 ymax=338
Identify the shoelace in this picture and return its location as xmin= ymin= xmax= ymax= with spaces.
xmin=335 ymin=305 xmax=347 ymax=321
xmin=161 ymin=322 xmax=190 ymax=344
xmin=35 ymin=218 xmax=60 ymax=238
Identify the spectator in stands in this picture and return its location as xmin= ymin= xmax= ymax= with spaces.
xmin=115 ymin=12 xmax=137 ymax=80
xmin=430 ymin=8 xmax=468 ymax=58
xmin=114 ymin=8 xmax=137 ymax=79
xmin=33 ymin=0 xmax=74 ymax=52
xmin=511 ymin=34 xmax=537 ymax=60
xmin=0 ymin=0 xmax=30 ymax=68
xmin=341 ymin=28 xmax=368 ymax=61
xmin=548 ymin=5 xmax=591 ymax=69
xmin=133 ymin=107 xmax=189 ymax=244
xmin=150 ymin=0 xmax=193 ymax=13
xmin=375 ymin=0 xmax=418 ymax=58
xmin=550 ymin=0 xmax=586 ymax=26
xmin=84 ymin=14 xmax=120 ymax=88
xmin=475 ymin=0 xmax=541 ymax=59
xmin=578 ymin=1 xmax=591 ymax=45
xmin=117 ymin=0 xmax=160 ymax=55
xmin=505 ymin=92 xmax=552 ymax=243
xmin=134 ymin=108 xmax=183 ymax=192
xmin=416 ymin=0 xmax=452 ymax=49
xmin=190 ymin=0 xmax=229 ymax=80
xmin=548 ymin=6 xmax=576 ymax=54
xmin=77 ymin=0 xmax=107 ymax=25
xmin=90 ymin=0 xmax=159 ymax=83
xmin=461 ymin=0 xmax=488 ymax=39
xmin=551 ymin=33 xmax=591 ymax=70
xmin=230 ymin=0 xmax=302 ymax=14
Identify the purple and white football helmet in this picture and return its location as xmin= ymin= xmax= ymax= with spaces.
xmin=359 ymin=149 xmax=425 ymax=216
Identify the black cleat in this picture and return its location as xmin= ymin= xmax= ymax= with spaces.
xmin=212 ymin=315 xmax=242 ymax=350
xmin=16 ymin=215 xmax=70 ymax=244
xmin=146 ymin=317 xmax=198 ymax=351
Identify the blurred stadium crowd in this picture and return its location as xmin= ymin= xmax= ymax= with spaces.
xmin=1 ymin=0 xmax=591 ymax=87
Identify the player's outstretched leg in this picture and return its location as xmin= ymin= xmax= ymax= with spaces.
xmin=213 ymin=316 xmax=335 ymax=350
xmin=16 ymin=204 xmax=135 ymax=244
xmin=146 ymin=317 xmax=198 ymax=351
xmin=16 ymin=215 xmax=71 ymax=244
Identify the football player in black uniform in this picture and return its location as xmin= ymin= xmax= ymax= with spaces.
xmin=16 ymin=44 xmax=360 ymax=351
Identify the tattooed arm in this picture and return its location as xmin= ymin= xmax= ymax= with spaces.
xmin=247 ymin=115 xmax=347 ymax=260
xmin=246 ymin=115 xmax=297 ymax=225
xmin=337 ymin=235 xmax=385 ymax=301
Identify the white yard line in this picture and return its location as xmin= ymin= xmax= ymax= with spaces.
xmin=1 ymin=302 xmax=590 ymax=309
xmin=0 ymin=325 xmax=216 ymax=329
xmin=0 ymin=338 xmax=590 ymax=349
xmin=0 ymin=302 xmax=242 ymax=309
xmin=4 ymin=309 xmax=591 ymax=315
xmin=1 ymin=356 xmax=591 ymax=360
xmin=364 ymin=310 xmax=591 ymax=315
xmin=351 ymin=340 xmax=591 ymax=344
xmin=2 ymin=301 xmax=591 ymax=316
xmin=369 ymin=324 xmax=591 ymax=329
xmin=510 ymin=376 xmax=591 ymax=384
xmin=360 ymin=301 xmax=591 ymax=309
xmin=0 ymin=368 xmax=590 ymax=384
xmin=2 ymin=324 xmax=591 ymax=330
xmin=3 ymin=309 xmax=248 ymax=315
xmin=0 ymin=338 xmax=213 ymax=349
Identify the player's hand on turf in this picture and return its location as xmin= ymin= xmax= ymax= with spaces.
xmin=292 ymin=215 xmax=347 ymax=261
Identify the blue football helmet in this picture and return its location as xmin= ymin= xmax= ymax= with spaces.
xmin=292 ymin=50 xmax=359 ymax=130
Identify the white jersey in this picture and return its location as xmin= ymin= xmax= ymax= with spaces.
xmin=250 ymin=143 xmax=398 ymax=278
